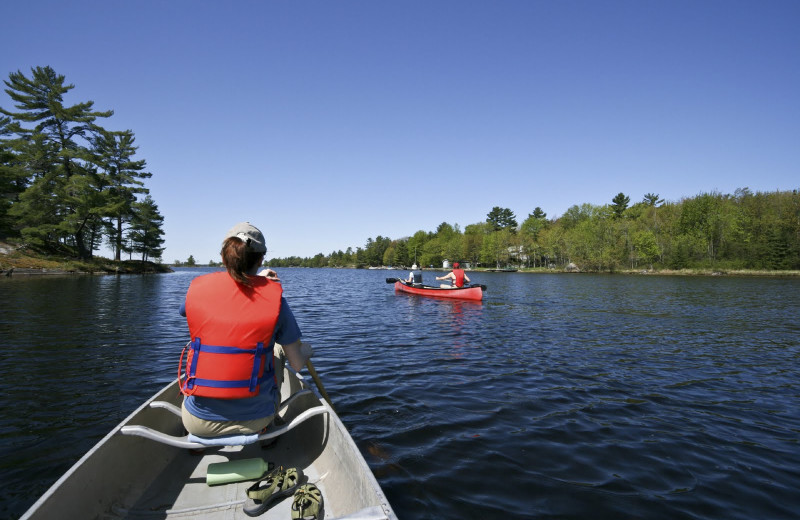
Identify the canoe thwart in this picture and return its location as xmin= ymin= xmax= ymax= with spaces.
xmin=120 ymin=404 xmax=329 ymax=449
xmin=149 ymin=400 xmax=182 ymax=417
xmin=147 ymin=388 xmax=313 ymax=419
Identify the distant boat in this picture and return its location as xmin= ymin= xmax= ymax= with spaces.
xmin=386 ymin=278 xmax=485 ymax=301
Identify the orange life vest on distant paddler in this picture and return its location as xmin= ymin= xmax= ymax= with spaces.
xmin=180 ymin=271 xmax=282 ymax=399
xmin=453 ymin=268 xmax=466 ymax=287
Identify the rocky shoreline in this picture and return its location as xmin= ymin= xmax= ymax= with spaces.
xmin=2 ymin=265 xmax=172 ymax=276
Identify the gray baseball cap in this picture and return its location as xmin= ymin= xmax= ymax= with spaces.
xmin=224 ymin=222 xmax=267 ymax=253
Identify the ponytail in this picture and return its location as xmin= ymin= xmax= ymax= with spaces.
xmin=221 ymin=237 xmax=264 ymax=287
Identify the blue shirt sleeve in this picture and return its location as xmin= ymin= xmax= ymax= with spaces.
xmin=275 ymin=297 xmax=301 ymax=345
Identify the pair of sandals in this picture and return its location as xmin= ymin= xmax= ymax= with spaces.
xmin=243 ymin=466 xmax=323 ymax=518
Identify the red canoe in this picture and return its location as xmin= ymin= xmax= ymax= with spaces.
xmin=393 ymin=281 xmax=484 ymax=301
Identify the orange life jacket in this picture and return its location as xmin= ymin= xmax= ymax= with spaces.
xmin=180 ymin=271 xmax=282 ymax=399
xmin=453 ymin=268 xmax=466 ymax=287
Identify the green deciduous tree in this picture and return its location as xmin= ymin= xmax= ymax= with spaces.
xmin=462 ymin=223 xmax=487 ymax=266
xmin=520 ymin=207 xmax=548 ymax=266
xmin=632 ymin=230 xmax=661 ymax=268
xmin=265 ymin=188 xmax=800 ymax=273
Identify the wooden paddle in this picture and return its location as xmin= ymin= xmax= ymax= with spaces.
xmin=306 ymin=359 xmax=336 ymax=412
xmin=258 ymin=271 xmax=336 ymax=412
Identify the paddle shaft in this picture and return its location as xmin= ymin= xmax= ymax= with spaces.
xmin=306 ymin=359 xmax=336 ymax=412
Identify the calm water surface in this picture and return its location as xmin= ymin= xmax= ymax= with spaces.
xmin=1 ymin=268 xmax=799 ymax=519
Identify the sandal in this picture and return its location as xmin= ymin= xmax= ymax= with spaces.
xmin=243 ymin=466 xmax=302 ymax=517
xmin=291 ymin=483 xmax=323 ymax=519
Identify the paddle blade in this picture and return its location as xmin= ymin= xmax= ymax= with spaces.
xmin=386 ymin=278 xmax=399 ymax=283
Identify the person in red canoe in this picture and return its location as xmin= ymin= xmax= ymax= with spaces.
xmin=436 ymin=262 xmax=470 ymax=288
xmin=405 ymin=264 xmax=424 ymax=286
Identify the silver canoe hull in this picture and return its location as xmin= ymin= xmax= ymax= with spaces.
xmin=22 ymin=366 xmax=396 ymax=520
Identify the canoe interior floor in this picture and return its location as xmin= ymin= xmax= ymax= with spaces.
xmin=108 ymin=437 xmax=325 ymax=519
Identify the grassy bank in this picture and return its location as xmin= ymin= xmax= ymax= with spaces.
xmin=0 ymin=240 xmax=171 ymax=275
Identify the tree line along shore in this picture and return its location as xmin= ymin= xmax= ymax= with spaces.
xmin=2 ymin=68 xmax=798 ymax=277
xmin=264 ymin=191 xmax=800 ymax=274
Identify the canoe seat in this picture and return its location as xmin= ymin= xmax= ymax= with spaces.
xmin=120 ymin=389 xmax=328 ymax=449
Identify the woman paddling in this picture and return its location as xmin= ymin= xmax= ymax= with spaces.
xmin=436 ymin=262 xmax=470 ymax=288
xmin=178 ymin=222 xmax=313 ymax=437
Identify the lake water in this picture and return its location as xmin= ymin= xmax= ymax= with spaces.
xmin=1 ymin=268 xmax=799 ymax=519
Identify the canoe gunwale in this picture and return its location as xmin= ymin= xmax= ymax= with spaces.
xmin=21 ymin=369 xmax=398 ymax=520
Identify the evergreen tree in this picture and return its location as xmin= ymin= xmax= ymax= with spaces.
xmin=611 ymin=192 xmax=630 ymax=218
xmin=1 ymin=66 xmax=113 ymax=258
xmin=643 ymin=193 xmax=664 ymax=206
xmin=486 ymin=206 xmax=518 ymax=231
xmin=529 ymin=207 xmax=547 ymax=220
xmin=128 ymin=195 xmax=164 ymax=262
xmin=394 ymin=240 xmax=410 ymax=266
xmin=0 ymin=115 xmax=26 ymax=237
xmin=92 ymin=129 xmax=151 ymax=260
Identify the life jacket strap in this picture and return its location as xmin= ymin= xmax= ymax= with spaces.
xmin=183 ymin=338 xmax=270 ymax=393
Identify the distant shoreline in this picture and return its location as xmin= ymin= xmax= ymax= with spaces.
xmin=2 ymin=242 xmax=797 ymax=278
xmin=174 ymin=264 xmax=800 ymax=278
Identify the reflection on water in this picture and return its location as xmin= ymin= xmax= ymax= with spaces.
xmin=2 ymin=269 xmax=800 ymax=519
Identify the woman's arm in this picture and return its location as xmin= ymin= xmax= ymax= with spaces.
xmin=282 ymin=340 xmax=313 ymax=372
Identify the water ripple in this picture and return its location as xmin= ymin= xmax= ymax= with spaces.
xmin=2 ymin=270 xmax=800 ymax=519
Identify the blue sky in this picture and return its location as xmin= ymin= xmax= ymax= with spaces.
xmin=2 ymin=1 xmax=798 ymax=263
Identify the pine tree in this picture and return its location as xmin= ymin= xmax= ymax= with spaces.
xmin=128 ymin=195 xmax=165 ymax=262
xmin=486 ymin=206 xmax=518 ymax=231
xmin=1 ymin=66 xmax=113 ymax=258
xmin=91 ymin=129 xmax=151 ymax=260
xmin=0 ymin=115 xmax=27 ymax=237
xmin=611 ymin=192 xmax=630 ymax=218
